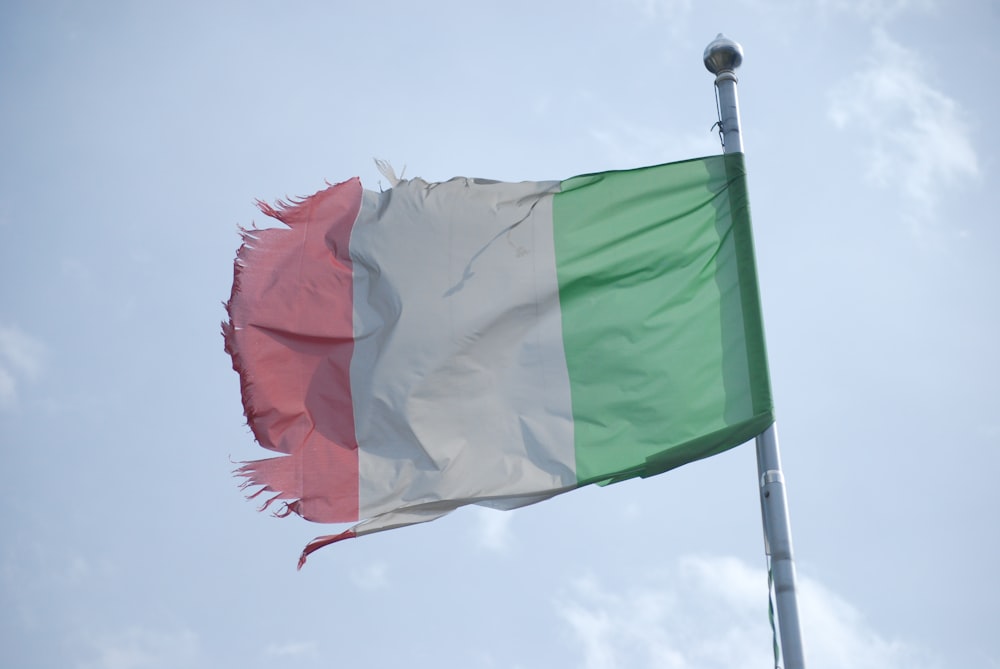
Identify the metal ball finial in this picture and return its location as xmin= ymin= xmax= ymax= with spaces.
xmin=703 ymin=34 xmax=743 ymax=74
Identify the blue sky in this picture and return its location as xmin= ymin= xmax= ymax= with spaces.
xmin=1 ymin=1 xmax=997 ymax=668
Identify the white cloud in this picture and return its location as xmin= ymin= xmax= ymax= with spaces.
xmin=821 ymin=0 xmax=934 ymax=21
xmin=627 ymin=0 xmax=692 ymax=21
xmin=474 ymin=507 xmax=514 ymax=553
xmin=350 ymin=560 xmax=389 ymax=589
xmin=0 ymin=324 xmax=46 ymax=409
xmin=828 ymin=31 xmax=978 ymax=223
xmin=798 ymin=576 xmax=936 ymax=669
xmin=0 ymin=325 xmax=44 ymax=378
xmin=79 ymin=627 xmax=200 ymax=669
xmin=590 ymin=123 xmax=720 ymax=171
xmin=0 ymin=367 xmax=16 ymax=407
xmin=555 ymin=554 xmax=941 ymax=669
xmin=265 ymin=640 xmax=319 ymax=657
xmin=61 ymin=257 xmax=95 ymax=285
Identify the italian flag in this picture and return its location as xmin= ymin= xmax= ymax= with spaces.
xmin=224 ymin=153 xmax=773 ymax=566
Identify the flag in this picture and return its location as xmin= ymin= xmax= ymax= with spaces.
xmin=223 ymin=153 xmax=773 ymax=566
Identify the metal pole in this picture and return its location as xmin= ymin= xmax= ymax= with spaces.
xmin=703 ymin=34 xmax=807 ymax=669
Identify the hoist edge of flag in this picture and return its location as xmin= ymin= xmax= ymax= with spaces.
xmin=552 ymin=153 xmax=773 ymax=485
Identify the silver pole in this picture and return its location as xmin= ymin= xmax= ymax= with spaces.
xmin=704 ymin=34 xmax=807 ymax=669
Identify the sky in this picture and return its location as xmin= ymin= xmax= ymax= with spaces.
xmin=1 ymin=1 xmax=997 ymax=668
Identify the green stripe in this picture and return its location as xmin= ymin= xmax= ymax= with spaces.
xmin=551 ymin=154 xmax=773 ymax=485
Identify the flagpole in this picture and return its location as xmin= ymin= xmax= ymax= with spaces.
xmin=703 ymin=35 xmax=807 ymax=669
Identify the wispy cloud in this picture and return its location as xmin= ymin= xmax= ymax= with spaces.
xmin=828 ymin=30 xmax=978 ymax=224
xmin=797 ymin=575 xmax=934 ymax=669
xmin=0 ymin=324 xmax=46 ymax=409
xmin=473 ymin=507 xmax=514 ymax=553
xmin=79 ymin=627 xmax=200 ymax=669
xmin=556 ymin=554 xmax=941 ymax=669
xmin=627 ymin=0 xmax=692 ymax=21
xmin=350 ymin=560 xmax=389 ymax=589
xmin=265 ymin=640 xmax=319 ymax=657
xmin=820 ymin=0 xmax=934 ymax=21
xmin=590 ymin=123 xmax=720 ymax=171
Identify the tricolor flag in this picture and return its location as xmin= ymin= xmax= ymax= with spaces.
xmin=224 ymin=153 xmax=773 ymax=566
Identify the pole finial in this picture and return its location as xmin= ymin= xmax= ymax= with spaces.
xmin=704 ymin=34 xmax=744 ymax=75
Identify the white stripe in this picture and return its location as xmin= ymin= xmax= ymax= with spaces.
xmin=350 ymin=177 xmax=577 ymax=519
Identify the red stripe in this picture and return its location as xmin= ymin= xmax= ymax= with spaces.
xmin=223 ymin=178 xmax=362 ymax=523
xmin=297 ymin=529 xmax=356 ymax=570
